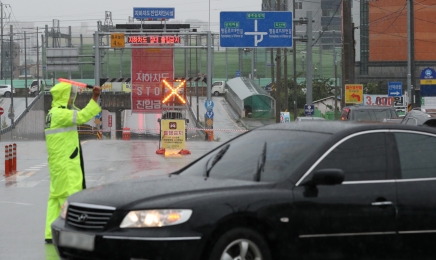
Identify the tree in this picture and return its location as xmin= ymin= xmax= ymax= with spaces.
xmin=363 ymin=81 xmax=386 ymax=94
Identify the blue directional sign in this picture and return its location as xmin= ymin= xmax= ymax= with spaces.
xmin=133 ymin=7 xmax=175 ymax=20
xmin=205 ymin=100 xmax=214 ymax=110
xmin=388 ymin=82 xmax=402 ymax=97
xmin=236 ymin=70 xmax=241 ymax=77
xmin=220 ymin=11 xmax=293 ymax=48
xmin=304 ymin=104 xmax=314 ymax=116
xmin=205 ymin=111 xmax=214 ymax=119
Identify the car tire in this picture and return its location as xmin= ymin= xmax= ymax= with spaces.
xmin=4 ymin=92 xmax=10 ymax=97
xmin=213 ymin=91 xmax=220 ymax=96
xmin=208 ymin=228 xmax=272 ymax=260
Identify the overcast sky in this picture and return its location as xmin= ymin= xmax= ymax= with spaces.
xmin=5 ymin=0 xmax=261 ymax=31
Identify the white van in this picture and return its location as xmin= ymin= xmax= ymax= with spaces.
xmin=211 ymin=81 xmax=228 ymax=96
xmin=28 ymin=79 xmax=47 ymax=96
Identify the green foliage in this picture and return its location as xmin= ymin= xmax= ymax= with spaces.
xmin=1 ymin=117 xmax=8 ymax=128
xmin=363 ymin=81 xmax=385 ymax=94
xmin=286 ymin=76 xmax=337 ymax=110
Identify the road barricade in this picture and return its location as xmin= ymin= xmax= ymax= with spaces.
xmin=205 ymin=130 xmax=214 ymax=141
xmin=122 ymin=128 xmax=131 ymax=140
xmin=4 ymin=143 xmax=17 ymax=176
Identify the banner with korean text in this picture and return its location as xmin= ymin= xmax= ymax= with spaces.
xmin=131 ymin=46 xmax=174 ymax=113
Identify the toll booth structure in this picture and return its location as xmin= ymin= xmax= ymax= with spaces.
xmin=226 ymin=77 xmax=276 ymax=119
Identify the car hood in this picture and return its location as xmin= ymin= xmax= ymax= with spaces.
xmin=68 ymin=175 xmax=272 ymax=209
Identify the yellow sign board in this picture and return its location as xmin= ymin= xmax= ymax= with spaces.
xmin=110 ymin=33 xmax=125 ymax=48
xmin=161 ymin=119 xmax=186 ymax=150
xmin=420 ymin=79 xmax=436 ymax=85
xmin=345 ymin=84 xmax=363 ymax=104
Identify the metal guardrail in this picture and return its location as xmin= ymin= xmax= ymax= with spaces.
xmin=0 ymin=91 xmax=44 ymax=135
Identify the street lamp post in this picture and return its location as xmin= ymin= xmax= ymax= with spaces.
xmin=25 ymin=31 xmax=27 ymax=108
xmin=9 ymin=24 xmax=14 ymax=127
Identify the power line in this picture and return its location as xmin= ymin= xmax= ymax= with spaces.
xmin=312 ymin=0 xmax=342 ymax=46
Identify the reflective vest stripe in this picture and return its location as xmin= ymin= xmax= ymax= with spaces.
xmin=45 ymin=126 xmax=77 ymax=135
xmin=72 ymin=110 xmax=78 ymax=125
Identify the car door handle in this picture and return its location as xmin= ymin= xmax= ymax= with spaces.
xmin=371 ymin=201 xmax=393 ymax=206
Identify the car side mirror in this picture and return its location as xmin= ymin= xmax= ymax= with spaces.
xmin=186 ymin=119 xmax=189 ymax=124
xmin=301 ymin=169 xmax=344 ymax=186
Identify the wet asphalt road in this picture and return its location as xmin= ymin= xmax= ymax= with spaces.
xmin=0 ymin=96 xmax=239 ymax=259
xmin=0 ymin=96 xmax=416 ymax=260
xmin=0 ymin=139 xmax=223 ymax=259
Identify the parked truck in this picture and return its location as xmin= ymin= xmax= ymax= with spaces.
xmin=211 ymin=81 xmax=228 ymax=96
xmin=28 ymin=79 xmax=47 ymax=96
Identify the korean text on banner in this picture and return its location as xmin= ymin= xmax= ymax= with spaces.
xmin=131 ymin=45 xmax=174 ymax=113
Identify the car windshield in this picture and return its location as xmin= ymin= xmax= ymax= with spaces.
xmin=373 ymin=109 xmax=394 ymax=120
xmin=353 ymin=110 xmax=373 ymax=121
xmin=181 ymin=129 xmax=329 ymax=182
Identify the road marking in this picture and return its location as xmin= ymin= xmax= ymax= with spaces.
xmin=0 ymin=201 xmax=31 ymax=206
xmin=25 ymin=171 xmax=36 ymax=177
xmin=15 ymin=171 xmax=25 ymax=177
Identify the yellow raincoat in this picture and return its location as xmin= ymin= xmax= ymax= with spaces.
xmin=44 ymin=82 xmax=101 ymax=239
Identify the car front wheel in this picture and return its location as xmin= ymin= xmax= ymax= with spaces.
xmin=4 ymin=91 xmax=11 ymax=97
xmin=208 ymin=228 xmax=271 ymax=260
xmin=214 ymin=91 xmax=220 ymax=96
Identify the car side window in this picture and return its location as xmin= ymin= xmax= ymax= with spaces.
xmin=405 ymin=118 xmax=417 ymax=125
xmin=393 ymin=132 xmax=436 ymax=179
xmin=313 ymin=133 xmax=388 ymax=181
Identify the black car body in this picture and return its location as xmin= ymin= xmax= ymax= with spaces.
xmin=52 ymin=122 xmax=436 ymax=260
xmin=341 ymin=105 xmax=398 ymax=121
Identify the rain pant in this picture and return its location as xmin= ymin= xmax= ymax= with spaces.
xmin=44 ymin=82 xmax=101 ymax=239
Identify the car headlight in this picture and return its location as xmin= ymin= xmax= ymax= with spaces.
xmin=120 ymin=209 xmax=192 ymax=228
xmin=60 ymin=200 xmax=69 ymax=219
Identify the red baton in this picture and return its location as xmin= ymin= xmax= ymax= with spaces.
xmin=58 ymin=78 xmax=94 ymax=89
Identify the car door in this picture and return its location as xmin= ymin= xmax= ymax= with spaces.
xmin=391 ymin=131 xmax=436 ymax=254
xmin=293 ymin=132 xmax=397 ymax=255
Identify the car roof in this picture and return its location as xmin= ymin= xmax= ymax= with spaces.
xmin=344 ymin=105 xmax=395 ymax=110
xmin=255 ymin=121 xmax=436 ymax=135
xmin=402 ymin=110 xmax=436 ymax=126
xmin=296 ymin=117 xmax=325 ymax=120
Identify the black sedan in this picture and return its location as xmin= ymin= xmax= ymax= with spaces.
xmin=52 ymin=122 xmax=436 ymax=260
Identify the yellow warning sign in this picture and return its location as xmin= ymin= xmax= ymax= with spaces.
xmin=161 ymin=119 xmax=186 ymax=150
xmin=110 ymin=33 xmax=125 ymax=48
xmin=345 ymin=84 xmax=363 ymax=104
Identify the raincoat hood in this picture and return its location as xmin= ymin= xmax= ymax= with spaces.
xmin=50 ymin=82 xmax=77 ymax=108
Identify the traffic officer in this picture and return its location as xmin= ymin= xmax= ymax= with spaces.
xmin=44 ymin=82 xmax=101 ymax=243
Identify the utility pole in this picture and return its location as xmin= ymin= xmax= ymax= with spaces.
xmin=342 ymin=0 xmax=353 ymax=108
xmin=319 ymin=31 xmax=322 ymax=78
xmin=407 ymin=0 xmax=415 ymax=106
xmin=306 ymin=11 xmax=313 ymax=106
xmin=292 ymin=0 xmax=298 ymax=120
xmin=275 ymin=0 xmax=282 ymax=123
xmin=24 ymin=31 xmax=27 ymax=108
xmin=37 ymin=27 xmax=39 ymax=91
xmin=333 ymin=30 xmax=338 ymax=118
xmin=1 ymin=2 xmax=3 ymax=80
xmin=9 ymin=24 xmax=13 ymax=127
